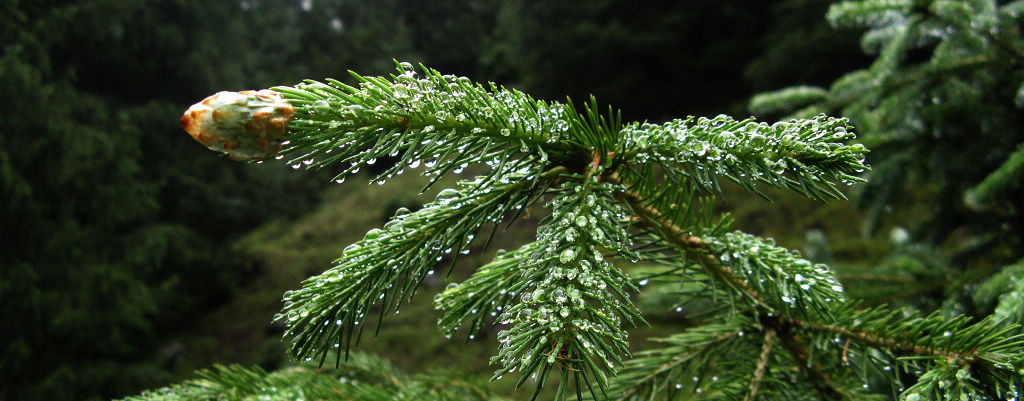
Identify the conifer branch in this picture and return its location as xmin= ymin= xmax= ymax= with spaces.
xmin=762 ymin=315 xmax=848 ymax=401
xmin=435 ymin=242 xmax=541 ymax=339
xmin=278 ymin=165 xmax=564 ymax=365
xmin=744 ymin=329 xmax=777 ymax=401
xmin=759 ymin=0 xmax=1024 ymax=120
xmin=623 ymin=195 xmax=772 ymax=309
xmin=965 ymin=144 xmax=1024 ymax=209
xmin=786 ymin=305 xmax=1024 ymax=365
xmin=974 ymin=258 xmax=1024 ymax=326
xmin=615 ymin=183 xmax=844 ymax=316
xmin=492 ymin=176 xmax=643 ymax=400
xmin=117 ymin=354 xmax=502 ymax=401
xmin=612 ymin=174 xmax=1023 ymax=399
xmin=168 ymin=59 xmax=1024 ymax=401
xmin=273 ymin=62 xmax=583 ymax=185
xmin=928 ymin=0 xmax=1024 ymax=63
xmin=618 ymin=114 xmax=868 ymax=201
xmin=606 ymin=321 xmax=751 ymax=400
xmin=615 ymin=180 xmax=853 ymax=399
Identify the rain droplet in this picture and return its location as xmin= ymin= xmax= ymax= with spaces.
xmin=559 ymin=249 xmax=576 ymax=263
xmin=343 ymin=244 xmax=361 ymax=256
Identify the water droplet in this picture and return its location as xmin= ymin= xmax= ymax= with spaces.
xmin=559 ymin=249 xmax=576 ymax=263
xmin=343 ymin=244 xmax=361 ymax=256
xmin=436 ymin=188 xmax=460 ymax=200
xmin=364 ymin=228 xmax=382 ymax=240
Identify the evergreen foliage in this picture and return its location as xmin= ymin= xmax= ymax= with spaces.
xmin=121 ymin=353 xmax=504 ymax=401
xmin=138 ymin=59 xmax=1024 ymax=400
xmin=751 ymin=0 xmax=1024 ymax=347
xmin=750 ymin=0 xmax=1024 ymax=243
xmin=1 ymin=2 xmax=335 ymax=399
xmin=7 ymin=2 xmax=884 ymax=400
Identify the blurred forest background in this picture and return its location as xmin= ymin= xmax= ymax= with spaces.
xmin=7 ymin=0 xmax=1008 ymax=400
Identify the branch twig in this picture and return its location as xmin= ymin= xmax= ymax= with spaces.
xmin=744 ymin=329 xmax=777 ymax=401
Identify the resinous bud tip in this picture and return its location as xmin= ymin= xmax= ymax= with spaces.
xmin=181 ymin=90 xmax=295 ymax=160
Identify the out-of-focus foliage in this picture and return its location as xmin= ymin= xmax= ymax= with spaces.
xmin=0 ymin=2 xmax=334 ymax=400
xmin=744 ymin=0 xmax=874 ymax=93
xmin=751 ymin=0 xmax=1024 ymax=347
xmin=482 ymin=0 xmax=773 ymax=119
xmin=753 ymin=0 xmax=1024 ymax=241
xmin=120 ymin=353 xmax=508 ymax=401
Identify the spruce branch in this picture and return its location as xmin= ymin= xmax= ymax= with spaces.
xmin=616 ymin=186 xmax=845 ymax=316
xmin=613 ymin=184 xmax=854 ymax=400
xmin=169 ymin=61 xmax=1024 ymax=400
xmin=491 ymin=176 xmax=643 ymax=400
xmin=618 ymin=114 xmax=868 ymax=201
xmin=435 ymin=242 xmax=541 ymax=339
xmin=974 ymin=258 xmax=1024 ymax=326
xmin=117 ymin=354 xmax=502 ymax=401
xmin=744 ymin=329 xmax=777 ymax=401
xmin=749 ymin=86 xmax=829 ymax=117
xmin=965 ymin=144 xmax=1024 ymax=210
xmin=273 ymin=62 xmax=584 ymax=185
xmin=613 ymin=178 xmax=1023 ymax=399
xmin=788 ymin=304 xmax=1024 ymax=366
xmin=756 ymin=0 xmax=1023 ymax=119
xmin=826 ymin=0 xmax=914 ymax=29
xmin=605 ymin=320 xmax=752 ymax=400
xmin=278 ymin=165 xmax=563 ymax=365
xmin=623 ymin=194 xmax=770 ymax=310
xmin=762 ymin=315 xmax=849 ymax=401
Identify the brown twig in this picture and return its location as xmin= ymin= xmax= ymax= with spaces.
xmin=744 ymin=329 xmax=777 ymax=401
xmin=611 ymin=174 xmax=849 ymax=400
xmin=785 ymin=316 xmax=974 ymax=362
xmin=763 ymin=315 xmax=845 ymax=401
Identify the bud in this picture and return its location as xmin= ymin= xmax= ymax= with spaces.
xmin=181 ymin=90 xmax=295 ymax=160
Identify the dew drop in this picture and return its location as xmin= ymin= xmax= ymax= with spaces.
xmin=343 ymin=244 xmax=361 ymax=256
xmin=559 ymin=249 xmax=576 ymax=263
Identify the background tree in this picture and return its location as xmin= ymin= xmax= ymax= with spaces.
xmin=751 ymin=0 xmax=1024 ymax=319
xmin=0 ymin=2 xmax=335 ymax=399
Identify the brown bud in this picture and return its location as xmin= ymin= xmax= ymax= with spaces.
xmin=181 ymin=90 xmax=295 ymax=160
